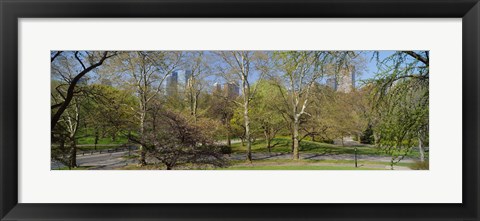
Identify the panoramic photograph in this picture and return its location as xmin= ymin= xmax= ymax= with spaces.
xmin=51 ymin=50 xmax=429 ymax=170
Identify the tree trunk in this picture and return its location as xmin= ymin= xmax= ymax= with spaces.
xmin=138 ymin=111 xmax=147 ymax=166
xmin=291 ymin=132 xmax=295 ymax=152
xmin=354 ymin=147 xmax=358 ymax=168
xmin=310 ymin=126 xmax=316 ymax=141
xmin=190 ymin=88 xmax=198 ymax=123
xmin=226 ymin=120 xmax=232 ymax=147
xmin=94 ymin=130 xmax=99 ymax=150
xmin=292 ymin=120 xmax=300 ymax=160
xmin=51 ymin=52 xmax=110 ymax=132
xmin=264 ymin=129 xmax=271 ymax=154
xmin=244 ymin=104 xmax=252 ymax=162
xmin=418 ymin=137 xmax=425 ymax=162
xmin=68 ymin=138 xmax=77 ymax=168
xmin=373 ymin=132 xmax=379 ymax=145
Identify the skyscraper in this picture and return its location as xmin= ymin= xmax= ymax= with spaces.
xmin=224 ymin=82 xmax=240 ymax=98
xmin=165 ymin=69 xmax=193 ymax=97
xmin=326 ymin=78 xmax=337 ymax=91
xmin=326 ymin=68 xmax=355 ymax=93
xmin=213 ymin=82 xmax=222 ymax=94
xmin=165 ymin=71 xmax=179 ymax=96
xmin=212 ymin=81 xmax=240 ymax=98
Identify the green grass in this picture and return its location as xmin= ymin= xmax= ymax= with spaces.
xmin=230 ymin=137 xmax=420 ymax=158
xmin=116 ymin=158 xmax=416 ymax=170
xmin=51 ymin=145 xmax=121 ymax=153
xmin=77 ymin=145 xmax=130 ymax=151
xmin=229 ymin=158 xmax=413 ymax=167
xmin=231 ymin=137 xmax=381 ymax=155
xmin=223 ymin=158 xmax=413 ymax=170
xmin=220 ymin=165 xmax=382 ymax=170
xmin=55 ymin=166 xmax=94 ymax=170
xmin=77 ymin=136 xmax=129 ymax=145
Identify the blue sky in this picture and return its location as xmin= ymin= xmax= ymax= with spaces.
xmin=357 ymin=51 xmax=395 ymax=83
xmin=52 ymin=50 xmax=399 ymax=88
xmin=203 ymin=51 xmax=398 ymax=87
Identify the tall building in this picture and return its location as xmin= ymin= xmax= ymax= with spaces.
xmin=213 ymin=82 xmax=222 ymax=94
xmin=224 ymin=82 xmax=240 ymax=98
xmin=165 ymin=71 xmax=179 ymax=96
xmin=212 ymin=81 xmax=240 ymax=98
xmin=326 ymin=68 xmax=355 ymax=93
xmin=165 ymin=69 xmax=193 ymax=96
xmin=326 ymin=78 xmax=337 ymax=91
xmin=184 ymin=70 xmax=193 ymax=87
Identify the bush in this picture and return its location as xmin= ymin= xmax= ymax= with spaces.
xmin=217 ymin=145 xmax=232 ymax=154
xmin=409 ymin=160 xmax=429 ymax=170
xmin=360 ymin=124 xmax=374 ymax=144
xmin=320 ymin=139 xmax=334 ymax=144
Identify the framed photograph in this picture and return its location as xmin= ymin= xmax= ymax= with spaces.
xmin=1 ymin=0 xmax=478 ymax=220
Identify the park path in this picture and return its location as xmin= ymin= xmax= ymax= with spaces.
xmin=228 ymin=152 xmax=415 ymax=163
xmin=55 ymin=149 xmax=414 ymax=170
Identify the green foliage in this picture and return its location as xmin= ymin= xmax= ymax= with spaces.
xmin=76 ymin=136 xmax=129 ymax=145
xmin=51 ymin=51 xmax=429 ymax=169
xmin=409 ymin=160 xmax=429 ymax=170
xmin=220 ymin=165 xmax=381 ymax=170
xmin=230 ymin=137 xmax=393 ymax=156
xmin=360 ymin=124 xmax=374 ymax=144
xmin=217 ymin=145 xmax=233 ymax=154
xmin=369 ymin=51 xmax=429 ymax=162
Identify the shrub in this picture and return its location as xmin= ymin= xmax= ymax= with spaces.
xmin=409 ymin=160 xmax=429 ymax=170
xmin=360 ymin=124 xmax=374 ymax=144
xmin=217 ymin=145 xmax=232 ymax=154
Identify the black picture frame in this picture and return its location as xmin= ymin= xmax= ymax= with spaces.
xmin=1 ymin=0 xmax=479 ymax=220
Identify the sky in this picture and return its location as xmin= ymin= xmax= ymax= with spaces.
xmin=52 ymin=50 xmax=399 ymax=89
xmin=356 ymin=51 xmax=395 ymax=84
xmin=200 ymin=51 xmax=398 ymax=88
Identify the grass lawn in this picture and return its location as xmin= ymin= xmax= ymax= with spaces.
xmin=118 ymin=159 xmax=415 ymax=170
xmin=229 ymin=158 xmax=413 ymax=167
xmin=220 ymin=165 xmax=381 ymax=170
xmin=230 ymin=137 xmax=421 ymax=158
xmin=77 ymin=144 xmax=131 ymax=151
xmin=77 ymin=136 xmax=129 ymax=145
xmin=55 ymin=166 xmax=95 ymax=170
xmin=221 ymin=159 xmax=413 ymax=170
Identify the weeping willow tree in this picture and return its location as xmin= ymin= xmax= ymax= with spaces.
xmin=370 ymin=51 xmax=429 ymax=167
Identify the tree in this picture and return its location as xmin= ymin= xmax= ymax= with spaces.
xmin=250 ymin=79 xmax=286 ymax=153
xmin=51 ymin=52 xmax=116 ymax=168
xmin=110 ymin=51 xmax=182 ymax=165
xmin=51 ymin=96 xmax=81 ymax=169
xmin=208 ymin=85 xmax=236 ymax=147
xmin=82 ymin=84 xmax=138 ymax=149
xmin=129 ymin=105 xmax=228 ymax=170
xmin=272 ymin=51 xmax=326 ymax=160
xmin=51 ymin=51 xmax=117 ymax=133
xmin=215 ymin=51 xmax=269 ymax=162
xmin=273 ymin=51 xmax=360 ymax=159
xmin=369 ymin=51 xmax=429 ymax=165
xmin=184 ymin=52 xmax=211 ymax=122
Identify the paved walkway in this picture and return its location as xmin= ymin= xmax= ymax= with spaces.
xmin=229 ymin=152 xmax=414 ymax=163
xmin=55 ymin=150 xmax=414 ymax=170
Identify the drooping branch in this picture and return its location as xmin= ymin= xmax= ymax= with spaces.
xmin=51 ymin=51 xmax=114 ymax=131
xmin=402 ymin=51 xmax=428 ymax=66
